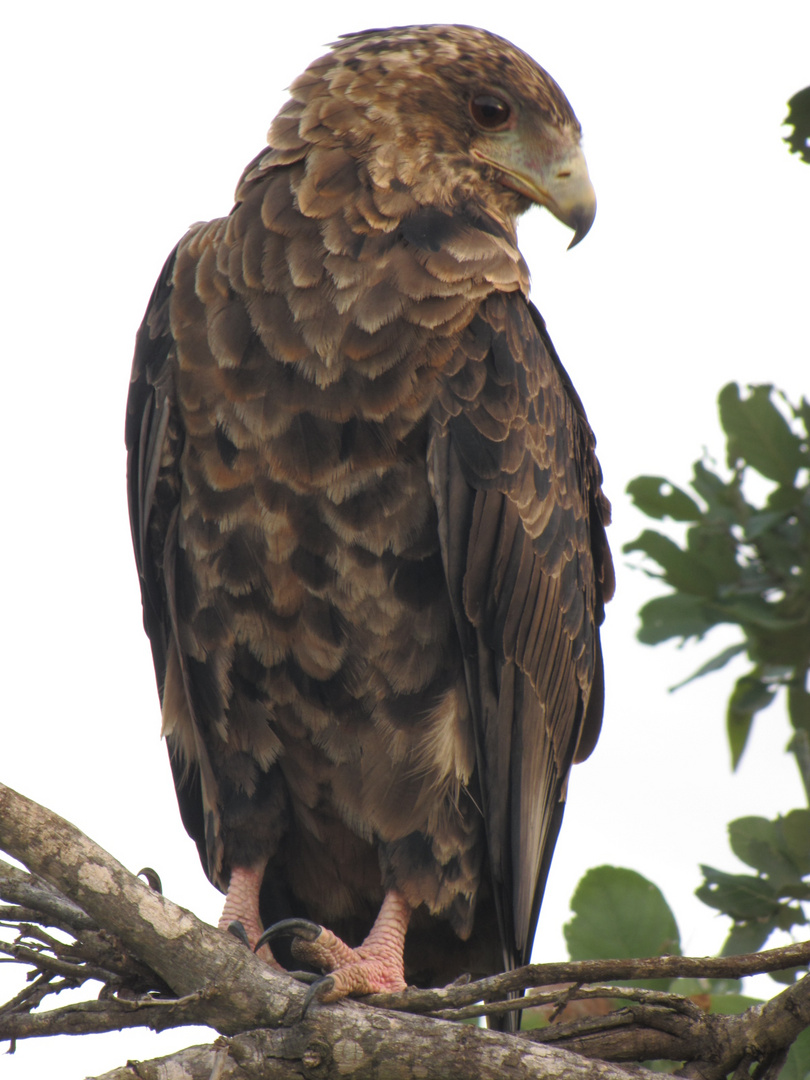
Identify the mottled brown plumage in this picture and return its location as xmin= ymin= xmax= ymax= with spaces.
xmin=126 ymin=24 xmax=613 ymax=1002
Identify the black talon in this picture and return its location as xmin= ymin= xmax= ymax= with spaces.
xmin=137 ymin=867 xmax=163 ymax=894
xmin=255 ymin=917 xmax=322 ymax=953
xmin=227 ymin=921 xmax=251 ymax=948
xmin=302 ymin=975 xmax=335 ymax=1016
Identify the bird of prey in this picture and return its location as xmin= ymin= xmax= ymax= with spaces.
xmin=126 ymin=23 xmax=613 ymax=1008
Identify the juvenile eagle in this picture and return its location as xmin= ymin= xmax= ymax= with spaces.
xmin=126 ymin=24 xmax=613 ymax=1005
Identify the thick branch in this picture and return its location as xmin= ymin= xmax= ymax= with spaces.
xmin=677 ymin=973 xmax=810 ymax=1080
xmin=0 ymin=782 xmax=657 ymax=1080
xmin=0 ymin=782 xmax=298 ymax=1035
xmin=91 ymin=1022 xmax=657 ymax=1080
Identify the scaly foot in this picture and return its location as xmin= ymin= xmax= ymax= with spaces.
xmin=256 ymin=890 xmax=410 ymax=1004
xmin=218 ymin=864 xmax=284 ymax=970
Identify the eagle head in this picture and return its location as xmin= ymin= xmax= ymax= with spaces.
xmin=267 ymin=24 xmax=596 ymax=246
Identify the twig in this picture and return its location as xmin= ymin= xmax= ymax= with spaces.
xmin=428 ymin=983 xmax=708 ymax=1022
xmin=365 ymin=941 xmax=810 ymax=1015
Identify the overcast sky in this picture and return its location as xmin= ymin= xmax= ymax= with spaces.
xmin=2 ymin=1 xmax=808 ymax=1076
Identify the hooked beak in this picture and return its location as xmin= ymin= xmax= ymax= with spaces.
xmin=473 ymin=125 xmax=596 ymax=249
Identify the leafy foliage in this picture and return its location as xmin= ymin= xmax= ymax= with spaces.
xmin=624 ymin=383 xmax=810 ymax=777
xmin=563 ymin=91 xmax=809 ymax=1076
xmin=564 ymin=866 xmax=745 ymax=1004
xmin=565 ymin=866 xmax=681 ymax=969
xmin=623 ymin=382 xmax=810 ymax=970
xmin=698 ymin=812 xmax=810 ymax=963
xmin=784 ymin=87 xmax=810 ymax=165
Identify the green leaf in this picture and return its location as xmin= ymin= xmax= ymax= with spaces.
xmin=714 ymin=596 xmax=805 ymax=632
xmin=697 ymin=865 xmax=780 ymax=920
xmin=728 ymin=816 xmax=806 ymax=886
xmin=749 ymin=631 xmax=810 ymax=671
xmin=666 ymin=977 xmax=709 ymax=997
xmin=627 ymin=476 xmax=702 ymax=521
xmin=783 ymin=85 xmax=810 ymax=164
xmin=765 ymin=480 xmax=808 ymax=516
xmin=775 ymin=905 xmax=808 ymax=933
xmin=703 ymin=977 xmax=743 ymax=995
xmin=727 ymin=674 xmax=776 ymax=769
xmin=727 ymin=711 xmax=755 ymax=772
xmin=780 ymin=882 xmax=810 ymax=902
xmin=781 ymin=885 xmax=810 ymax=902
xmin=778 ymin=1024 xmax=810 ymax=1080
xmin=519 ymin=1009 xmax=549 ymax=1031
xmin=788 ymin=685 xmax=810 ymax=735
xmin=668 ymin=977 xmax=742 ymax=997
xmin=636 ymin=593 xmax=719 ymax=644
xmin=780 ymin=811 xmax=810 ymax=877
xmin=720 ymin=918 xmax=775 ymax=956
xmin=691 ymin=459 xmax=747 ymax=523
xmin=719 ymin=383 xmax=804 ymax=485
xmin=565 ymin=867 xmax=681 ymax=973
xmin=744 ymin=509 xmax=787 ymax=540
xmin=685 ymin=524 xmax=740 ymax=586
xmin=624 ymin=530 xmax=721 ymax=595
xmin=727 ymin=816 xmax=780 ymax=874
xmin=797 ymin=396 xmax=810 ymax=440
xmin=770 ymin=966 xmax=803 ymax=986
xmin=670 ymin=642 xmax=746 ymax=691
xmin=760 ymin=664 xmax=798 ymax=681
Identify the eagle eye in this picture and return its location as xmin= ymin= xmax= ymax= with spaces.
xmin=470 ymin=94 xmax=511 ymax=130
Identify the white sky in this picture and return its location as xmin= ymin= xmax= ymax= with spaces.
xmin=1 ymin=1 xmax=808 ymax=1076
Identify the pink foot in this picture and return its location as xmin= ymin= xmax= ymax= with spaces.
xmin=257 ymin=890 xmax=410 ymax=1002
xmin=218 ymin=864 xmax=284 ymax=971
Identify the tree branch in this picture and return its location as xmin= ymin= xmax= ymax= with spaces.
xmin=0 ymin=782 xmax=658 ymax=1080
xmin=104 ymin=1015 xmax=663 ymax=1080
xmin=366 ymin=941 xmax=810 ymax=1016
xmin=1 ymin=780 xmax=809 ymax=1080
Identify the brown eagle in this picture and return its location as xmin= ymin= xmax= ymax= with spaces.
xmin=126 ymin=24 xmax=613 ymax=1007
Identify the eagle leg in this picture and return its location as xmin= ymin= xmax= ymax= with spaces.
xmin=217 ymin=864 xmax=284 ymax=971
xmin=256 ymin=889 xmax=410 ymax=1002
